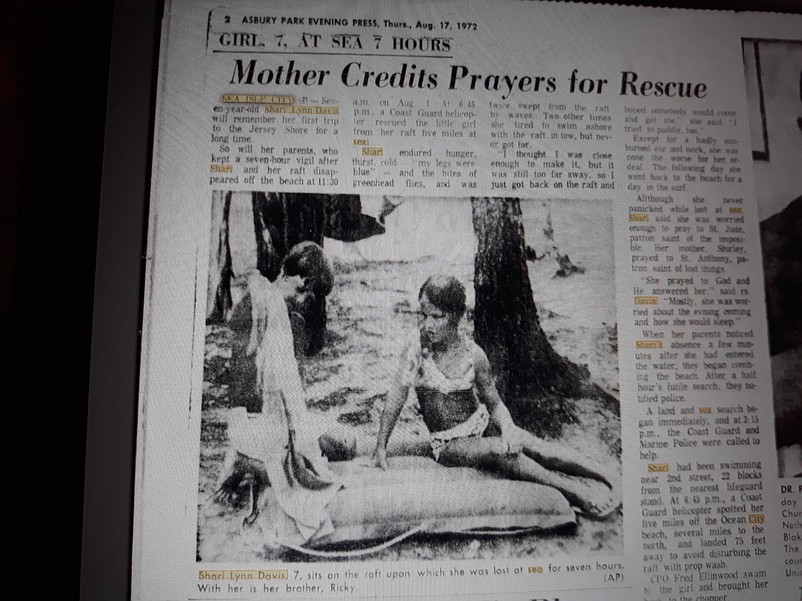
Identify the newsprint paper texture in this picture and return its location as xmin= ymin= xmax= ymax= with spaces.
xmin=132 ymin=1 xmax=802 ymax=600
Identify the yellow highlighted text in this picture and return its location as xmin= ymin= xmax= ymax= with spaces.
xmin=222 ymin=94 xmax=293 ymax=104
xmin=265 ymin=104 xmax=339 ymax=115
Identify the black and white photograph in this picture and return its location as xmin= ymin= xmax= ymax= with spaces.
xmin=197 ymin=193 xmax=622 ymax=561
xmin=741 ymin=38 xmax=802 ymax=478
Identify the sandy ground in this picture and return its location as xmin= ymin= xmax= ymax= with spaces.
xmin=198 ymin=199 xmax=622 ymax=562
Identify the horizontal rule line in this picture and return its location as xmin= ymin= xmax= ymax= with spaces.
xmin=211 ymin=50 xmax=453 ymax=59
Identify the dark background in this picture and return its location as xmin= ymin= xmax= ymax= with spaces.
xmin=0 ymin=1 xmax=799 ymax=600
xmin=2 ymin=0 xmax=159 ymax=598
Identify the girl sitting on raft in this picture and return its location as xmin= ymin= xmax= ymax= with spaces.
xmin=373 ymin=275 xmax=619 ymax=518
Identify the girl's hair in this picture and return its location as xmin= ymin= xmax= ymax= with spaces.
xmin=419 ymin=275 xmax=466 ymax=318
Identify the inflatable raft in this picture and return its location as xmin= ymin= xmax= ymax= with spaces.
xmin=269 ymin=456 xmax=575 ymax=550
xmin=218 ymin=408 xmax=575 ymax=553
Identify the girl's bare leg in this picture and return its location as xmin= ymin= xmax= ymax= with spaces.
xmin=437 ymin=437 xmax=618 ymax=518
xmin=516 ymin=427 xmax=615 ymax=488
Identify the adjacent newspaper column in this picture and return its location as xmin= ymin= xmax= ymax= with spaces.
xmin=132 ymin=1 xmax=802 ymax=600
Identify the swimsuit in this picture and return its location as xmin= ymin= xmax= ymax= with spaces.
xmin=399 ymin=335 xmax=477 ymax=392
xmin=399 ymin=336 xmax=488 ymax=460
xmin=430 ymin=404 xmax=490 ymax=461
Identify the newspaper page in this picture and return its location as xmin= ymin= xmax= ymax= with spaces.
xmin=133 ymin=1 xmax=802 ymax=600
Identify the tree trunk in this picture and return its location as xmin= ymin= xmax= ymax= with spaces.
xmin=252 ymin=192 xmax=286 ymax=281
xmin=471 ymin=197 xmax=606 ymax=437
xmin=284 ymin=193 xmax=326 ymax=250
xmin=206 ymin=191 xmax=233 ymax=322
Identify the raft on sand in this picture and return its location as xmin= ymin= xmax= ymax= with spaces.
xmin=220 ymin=407 xmax=577 ymax=553
xmin=211 ymin=274 xmax=577 ymax=554
xmin=314 ymin=458 xmax=576 ymax=547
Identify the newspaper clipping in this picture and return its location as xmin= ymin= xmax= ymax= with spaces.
xmin=132 ymin=1 xmax=802 ymax=600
